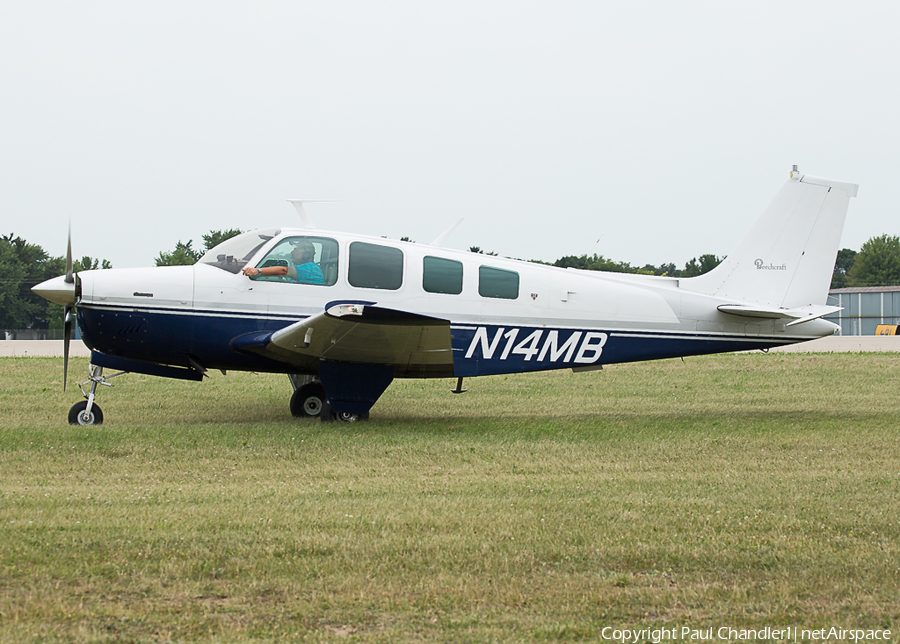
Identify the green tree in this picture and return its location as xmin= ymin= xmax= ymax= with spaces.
xmin=202 ymin=229 xmax=243 ymax=252
xmin=551 ymin=253 xmax=721 ymax=277
xmin=640 ymin=262 xmax=678 ymax=277
xmin=0 ymin=234 xmax=67 ymax=330
xmin=156 ymin=240 xmax=202 ymax=266
xmin=74 ymin=256 xmax=113 ymax=272
xmin=848 ymin=235 xmax=900 ymax=287
xmin=553 ymin=253 xmax=649 ymax=274
xmin=680 ymin=254 xmax=723 ymax=278
xmin=157 ymin=230 xmax=244 ymax=267
xmin=552 ymin=254 xmax=587 ymax=269
xmin=831 ymin=248 xmax=857 ymax=289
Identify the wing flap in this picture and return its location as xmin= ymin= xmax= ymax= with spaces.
xmin=233 ymin=304 xmax=454 ymax=376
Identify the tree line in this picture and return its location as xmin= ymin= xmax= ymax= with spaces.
xmin=3 ymin=230 xmax=900 ymax=332
xmin=476 ymin=235 xmax=900 ymax=286
xmin=0 ymin=233 xmax=111 ymax=332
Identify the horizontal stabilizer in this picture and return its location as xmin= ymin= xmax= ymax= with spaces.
xmin=718 ymin=303 xmax=841 ymax=327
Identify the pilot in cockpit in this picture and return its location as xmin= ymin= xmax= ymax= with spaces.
xmin=241 ymin=240 xmax=325 ymax=285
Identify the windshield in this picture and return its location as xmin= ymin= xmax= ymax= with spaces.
xmin=199 ymin=228 xmax=281 ymax=274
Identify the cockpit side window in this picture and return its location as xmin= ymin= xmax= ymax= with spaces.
xmin=251 ymin=236 xmax=339 ymax=286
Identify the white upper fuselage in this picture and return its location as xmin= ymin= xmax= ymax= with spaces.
xmin=76 ymin=225 xmax=836 ymax=372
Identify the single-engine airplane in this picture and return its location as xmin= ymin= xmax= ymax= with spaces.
xmin=33 ymin=166 xmax=857 ymax=425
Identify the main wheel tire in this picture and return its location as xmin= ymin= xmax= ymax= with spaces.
xmin=290 ymin=383 xmax=327 ymax=418
xmin=68 ymin=401 xmax=104 ymax=426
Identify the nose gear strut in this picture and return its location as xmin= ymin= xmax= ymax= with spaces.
xmin=68 ymin=364 xmax=126 ymax=426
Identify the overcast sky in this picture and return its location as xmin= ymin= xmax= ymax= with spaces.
xmin=2 ymin=1 xmax=897 ymax=270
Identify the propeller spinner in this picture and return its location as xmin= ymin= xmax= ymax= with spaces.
xmin=31 ymin=223 xmax=77 ymax=389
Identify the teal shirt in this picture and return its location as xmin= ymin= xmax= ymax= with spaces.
xmin=294 ymin=262 xmax=325 ymax=285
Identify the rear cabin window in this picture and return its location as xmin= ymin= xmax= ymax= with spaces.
xmin=478 ymin=266 xmax=519 ymax=299
xmin=251 ymin=236 xmax=339 ymax=286
xmin=423 ymin=256 xmax=463 ymax=295
xmin=349 ymin=242 xmax=404 ymax=290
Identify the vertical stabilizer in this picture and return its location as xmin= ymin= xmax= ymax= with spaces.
xmin=684 ymin=168 xmax=858 ymax=308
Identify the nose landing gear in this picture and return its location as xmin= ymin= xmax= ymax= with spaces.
xmin=67 ymin=365 xmax=126 ymax=425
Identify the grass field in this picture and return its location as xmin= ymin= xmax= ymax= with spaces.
xmin=1 ymin=353 xmax=899 ymax=642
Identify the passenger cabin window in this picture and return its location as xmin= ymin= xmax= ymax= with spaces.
xmin=251 ymin=236 xmax=339 ymax=286
xmin=478 ymin=266 xmax=519 ymax=299
xmin=199 ymin=228 xmax=280 ymax=274
xmin=423 ymin=256 xmax=463 ymax=295
xmin=348 ymin=242 xmax=403 ymax=290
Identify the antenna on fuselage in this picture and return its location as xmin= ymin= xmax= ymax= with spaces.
xmin=287 ymin=200 xmax=340 ymax=229
xmin=585 ymin=236 xmax=602 ymax=269
xmin=430 ymin=218 xmax=464 ymax=247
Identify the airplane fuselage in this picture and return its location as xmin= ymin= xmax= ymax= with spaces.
xmin=34 ymin=169 xmax=857 ymax=423
xmin=74 ymin=227 xmax=836 ymax=381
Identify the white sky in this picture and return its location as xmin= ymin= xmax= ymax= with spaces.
xmin=2 ymin=1 xmax=898 ymax=270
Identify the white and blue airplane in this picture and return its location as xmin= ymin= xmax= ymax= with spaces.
xmin=33 ymin=167 xmax=858 ymax=425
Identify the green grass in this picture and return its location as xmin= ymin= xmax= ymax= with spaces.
xmin=1 ymin=353 xmax=900 ymax=642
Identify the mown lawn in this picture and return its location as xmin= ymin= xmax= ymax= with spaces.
xmin=1 ymin=353 xmax=899 ymax=642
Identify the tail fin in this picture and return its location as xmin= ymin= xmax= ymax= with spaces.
xmin=685 ymin=168 xmax=858 ymax=309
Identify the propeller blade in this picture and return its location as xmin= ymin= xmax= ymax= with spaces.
xmin=63 ymin=305 xmax=72 ymax=391
xmin=65 ymin=221 xmax=73 ymax=284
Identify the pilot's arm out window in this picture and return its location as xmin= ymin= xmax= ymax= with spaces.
xmin=247 ymin=236 xmax=339 ymax=285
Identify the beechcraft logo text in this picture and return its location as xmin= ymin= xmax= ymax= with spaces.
xmin=755 ymin=259 xmax=787 ymax=270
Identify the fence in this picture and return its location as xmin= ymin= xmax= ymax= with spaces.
xmin=3 ymin=329 xmax=72 ymax=341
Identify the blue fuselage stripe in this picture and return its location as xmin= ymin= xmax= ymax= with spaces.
xmin=449 ymin=324 xmax=793 ymax=377
xmin=78 ymin=303 xmax=802 ymax=378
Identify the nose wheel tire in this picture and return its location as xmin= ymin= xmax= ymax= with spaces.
xmin=68 ymin=400 xmax=104 ymax=426
xmin=333 ymin=411 xmax=368 ymax=422
xmin=318 ymin=402 xmax=369 ymax=422
xmin=290 ymin=383 xmax=328 ymax=418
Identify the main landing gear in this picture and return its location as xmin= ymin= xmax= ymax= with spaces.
xmin=287 ymin=374 xmax=368 ymax=423
xmin=66 ymin=369 xmax=372 ymax=425
xmin=68 ymin=365 xmax=125 ymax=426
xmin=290 ymin=381 xmax=327 ymax=418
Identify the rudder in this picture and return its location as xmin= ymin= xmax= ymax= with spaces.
xmin=684 ymin=168 xmax=858 ymax=309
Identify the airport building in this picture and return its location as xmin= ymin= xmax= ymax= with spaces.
xmin=826 ymin=286 xmax=900 ymax=335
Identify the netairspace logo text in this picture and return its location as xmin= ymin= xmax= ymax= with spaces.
xmin=600 ymin=626 xmax=892 ymax=643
